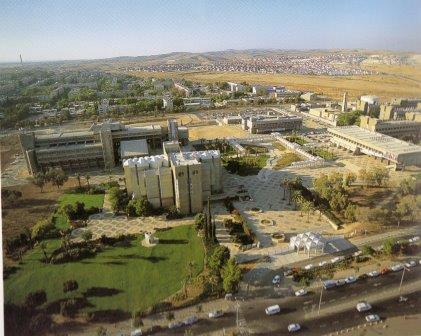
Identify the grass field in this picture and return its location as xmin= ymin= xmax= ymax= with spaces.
xmin=131 ymin=64 xmax=421 ymax=100
xmin=4 ymin=225 xmax=204 ymax=314
xmin=224 ymin=154 xmax=269 ymax=176
xmin=58 ymin=193 xmax=105 ymax=209
xmin=274 ymin=152 xmax=303 ymax=170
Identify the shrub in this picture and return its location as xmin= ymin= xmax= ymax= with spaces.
xmin=60 ymin=299 xmax=79 ymax=317
xmin=132 ymin=310 xmax=145 ymax=327
xmin=29 ymin=313 xmax=52 ymax=334
xmin=63 ymin=280 xmax=79 ymax=293
xmin=50 ymin=247 xmax=96 ymax=264
xmin=31 ymin=218 xmax=56 ymax=240
xmin=208 ymin=245 xmax=230 ymax=276
xmin=166 ymin=206 xmax=183 ymax=219
xmin=25 ymin=290 xmax=47 ymax=308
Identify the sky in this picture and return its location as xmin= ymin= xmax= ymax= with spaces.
xmin=1 ymin=0 xmax=421 ymax=62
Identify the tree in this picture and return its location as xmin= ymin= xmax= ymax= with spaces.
xmin=82 ymin=230 xmax=93 ymax=244
xmin=125 ymin=198 xmax=153 ymax=217
xmin=31 ymin=172 xmax=46 ymax=192
xmin=39 ymin=241 xmax=49 ymax=263
xmin=343 ymin=172 xmax=356 ymax=187
xmin=281 ymin=178 xmax=289 ymax=200
xmin=395 ymin=195 xmax=417 ymax=224
xmin=221 ymin=258 xmax=241 ymax=293
xmin=362 ymin=245 xmax=375 ymax=256
xmin=344 ymin=204 xmax=357 ymax=222
xmin=96 ymin=326 xmax=107 ymax=336
xmin=109 ymin=187 xmax=129 ymax=214
xmin=208 ymin=245 xmax=230 ymax=276
xmin=76 ymin=173 xmax=82 ymax=189
xmin=371 ymin=167 xmax=389 ymax=187
xmin=46 ymin=167 xmax=68 ymax=189
xmin=398 ymin=177 xmax=415 ymax=196
xmin=383 ymin=238 xmax=397 ymax=255
xmin=25 ymin=290 xmax=47 ymax=308
xmin=85 ymin=173 xmax=91 ymax=189
xmin=358 ymin=168 xmax=373 ymax=187
xmin=194 ymin=213 xmax=206 ymax=232
xmin=63 ymin=280 xmax=79 ymax=293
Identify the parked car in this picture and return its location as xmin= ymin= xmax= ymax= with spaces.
xmin=304 ymin=264 xmax=314 ymax=270
xmin=405 ymin=261 xmax=416 ymax=268
xmin=265 ymin=305 xmax=281 ymax=315
xmin=272 ymin=275 xmax=281 ymax=284
xmin=208 ymin=310 xmax=224 ymax=319
xmin=365 ymin=314 xmax=380 ymax=322
xmin=398 ymin=296 xmax=408 ymax=303
xmin=358 ymin=273 xmax=368 ymax=280
xmin=345 ymin=276 xmax=357 ymax=284
xmin=408 ymin=236 xmax=420 ymax=243
xmin=295 ymin=288 xmax=308 ymax=296
xmin=168 ymin=321 xmax=184 ymax=329
xmin=391 ymin=264 xmax=404 ymax=272
xmin=323 ymin=280 xmax=337 ymax=289
xmin=353 ymin=251 xmax=362 ymax=257
xmin=367 ymin=271 xmax=380 ymax=277
xmin=356 ymin=301 xmax=372 ymax=312
xmin=336 ymin=279 xmax=346 ymax=287
xmin=288 ymin=323 xmax=301 ymax=332
xmin=131 ymin=329 xmax=142 ymax=336
xmin=183 ymin=316 xmax=198 ymax=326
xmin=380 ymin=268 xmax=390 ymax=275
xmin=318 ymin=261 xmax=328 ymax=267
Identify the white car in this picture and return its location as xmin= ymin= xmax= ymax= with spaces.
xmin=356 ymin=301 xmax=372 ymax=312
xmin=183 ymin=316 xmax=198 ymax=326
xmin=295 ymin=288 xmax=308 ymax=296
xmin=391 ymin=264 xmax=404 ymax=272
xmin=304 ymin=264 xmax=314 ymax=270
xmin=168 ymin=321 xmax=183 ymax=329
xmin=272 ymin=275 xmax=281 ymax=284
xmin=405 ymin=261 xmax=417 ymax=268
xmin=331 ymin=256 xmax=344 ymax=263
xmin=208 ymin=310 xmax=224 ymax=319
xmin=365 ymin=314 xmax=380 ymax=322
xmin=345 ymin=276 xmax=357 ymax=284
xmin=265 ymin=304 xmax=281 ymax=315
xmin=353 ymin=251 xmax=362 ymax=257
xmin=408 ymin=236 xmax=420 ymax=243
xmin=367 ymin=271 xmax=380 ymax=277
xmin=318 ymin=261 xmax=328 ymax=267
xmin=131 ymin=329 xmax=142 ymax=336
xmin=288 ymin=323 xmax=301 ymax=332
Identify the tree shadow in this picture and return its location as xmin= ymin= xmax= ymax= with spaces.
xmin=83 ymin=287 xmax=122 ymax=298
xmin=86 ymin=309 xmax=131 ymax=323
xmin=158 ymin=239 xmax=188 ymax=244
xmin=45 ymin=296 xmax=94 ymax=315
xmin=107 ymin=254 xmax=167 ymax=263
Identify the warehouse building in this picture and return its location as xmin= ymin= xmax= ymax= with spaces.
xmin=328 ymin=126 xmax=421 ymax=168
xmin=19 ymin=120 xmax=189 ymax=175
xmin=124 ymin=150 xmax=222 ymax=214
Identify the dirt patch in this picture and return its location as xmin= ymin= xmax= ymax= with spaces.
xmin=0 ymin=134 xmax=21 ymax=170
xmin=1 ymin=179 xmax=78 ymax=242
xmin=189 ymin=125 xmax=248 ymax=140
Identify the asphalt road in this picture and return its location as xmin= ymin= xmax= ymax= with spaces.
xmin=158 ymin=266 xmax=420 ymax=335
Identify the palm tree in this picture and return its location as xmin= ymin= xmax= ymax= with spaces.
xmin=39 ymin=241 xmax=49 ymax=263
xmin=85 ymin=174 xmax=91 ymax=189
xmin=76 ymin=173 xmax=82 ymax=189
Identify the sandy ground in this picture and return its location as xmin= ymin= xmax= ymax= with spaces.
xmin=189 ymin=124 xmax=249 ymax=140
xmin=349 ymin=314 xmax=421 ymax=336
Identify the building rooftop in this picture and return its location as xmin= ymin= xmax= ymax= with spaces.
xmin=120 ymin=139 xmax=149 ymax=159
xmin=170 ymin=150 xmax=220 ymax=166
xmin=328 ymin=126 xmax=421 ymax=156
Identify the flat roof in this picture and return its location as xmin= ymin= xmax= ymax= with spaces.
xmin=328 ymin=126 xmax=421 ymax=156
xmin=120 ymin=139 xmax=149 ymax=158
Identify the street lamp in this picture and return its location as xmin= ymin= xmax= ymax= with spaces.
xmin=318 ymin=278 xmax=324 ymax=316
xmin=398 ymin=266 xmax=410 ymax=295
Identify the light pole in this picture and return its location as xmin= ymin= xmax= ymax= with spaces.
xmin=399 ymin=266 xmax=409 ymax=295
xmin=318 ymin=278 xmax=324 ymax=316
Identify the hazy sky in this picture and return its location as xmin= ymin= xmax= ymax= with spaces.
xmin=1 ymin=0 xmax=421 ymax=62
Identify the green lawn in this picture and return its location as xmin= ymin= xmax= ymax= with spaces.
xmin=223 ymin=154 xmax=269 ymax=176
xmin=4 ymin=225 xmax=204 ymax=313
xmin=308 ymin=148 xmax=337 ymax=161
xmin=58 ymin=193 xmax=105 ymax=208
xmin=274 ymin=152 xmax=302 ymax=170
xmin=54 ymin=193 xmax=105 ymax=230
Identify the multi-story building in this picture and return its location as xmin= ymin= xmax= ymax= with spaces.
xmin=162 ymin=95 xmax=173 ymax=111
xmin=182 ymin=97 xmax=213 ymax=110
xmin=356 ymin=95 xmax=380 ymax=115
xmin=19 ymin=120 xmax=189 ymax=175
xmin=241 ymin=111 xmax=302 ymax=134
xmin=360 ymin=116 xmax=421 ymax=142
xmin=227 ymin=82 xmax=244 ymax=92
xmin=328 ymin=126 xmax=421 ymax=168
xmin=124 ymin=150 xmax=222 ymax=214
xmin=308 ymin=107 xmax=344 ymax=126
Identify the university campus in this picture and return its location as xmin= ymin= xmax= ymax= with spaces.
xmin=1 ymin=1 xmax=421 ymax=336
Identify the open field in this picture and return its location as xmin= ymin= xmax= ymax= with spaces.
xmin=131 ymin=64 xmax=421 ymax=100
xmin=189 ymin=124 xmax=249 ymax=140
xmin=58 ymin=193 xmax=105 ymax=209
xmin=4 ymin=225 xmax=204 ymax=313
